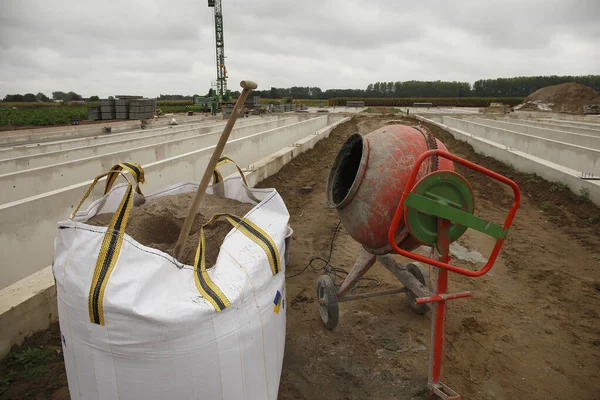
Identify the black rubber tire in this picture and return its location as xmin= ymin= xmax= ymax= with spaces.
xmin=406 ymin=263 xmax=430 ymax=315
xmin=317 ymin=275 xmax=339 ymax=330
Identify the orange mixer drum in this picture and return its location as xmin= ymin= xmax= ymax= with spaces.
xmin=326 ymin=125 xmax=454 ymax=254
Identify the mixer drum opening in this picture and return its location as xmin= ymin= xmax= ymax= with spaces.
xmin=327 ymin=133 xmax=366 ymax=208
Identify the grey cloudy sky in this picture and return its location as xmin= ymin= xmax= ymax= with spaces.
xmin=1 ymin=0 xmax=599 ymax=98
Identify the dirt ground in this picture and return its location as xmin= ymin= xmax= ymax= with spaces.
xmin=1 ymin=114 xmax=599 ymax=399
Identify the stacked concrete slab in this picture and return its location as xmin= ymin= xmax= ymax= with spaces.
xmin=96 ymin=96 xmax=156 ymax=121
xmin=115 ymin=98 xmax=132 ymax=120
xmin=88 ymin=106 xmax=101 ymax=121
xmin=100 ymin=99 xmax=116 ymax=120
xmin=244 ymin=96 xmax=263 ymax=115
xmin=346 ymin=100 xmax=365 ymax=107
xmin=129 ymin=99 xmax=156 ymax=120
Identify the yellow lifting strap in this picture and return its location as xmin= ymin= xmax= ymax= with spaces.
xmin=193 ymin=213 xmax=280 ymax=312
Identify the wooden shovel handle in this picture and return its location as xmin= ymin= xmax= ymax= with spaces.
xmin=173 ymin=80 xmax=257 ymax=259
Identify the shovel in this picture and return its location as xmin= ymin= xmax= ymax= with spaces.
xmin=174 ymin=80 xmax=258 ymax=259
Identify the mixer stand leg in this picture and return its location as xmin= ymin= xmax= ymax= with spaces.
xmin=336 ymin=249 xmax=376 ymax=298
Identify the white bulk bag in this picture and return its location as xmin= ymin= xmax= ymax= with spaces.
xmin=53 ymin=162 xmax=289 ymax=400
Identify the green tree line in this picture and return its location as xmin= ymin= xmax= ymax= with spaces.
xmin=4 ymin=75 xmax=598 ymax=103
xmin=471 ymin=75 xmax=600 ymax=97
xmin=251 ymin=75 xmax=600 ymax=99
xmin=2 ymin=91 xmax=97 ymax=102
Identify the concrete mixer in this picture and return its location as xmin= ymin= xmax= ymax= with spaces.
xmin=317 ymin=124 xmax=521 ymax=400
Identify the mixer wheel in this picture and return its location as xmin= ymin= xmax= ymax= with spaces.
xmin=406 ymin=263 xmax=430 ymax=315
xmin=317 ymin=275 xmax=339 ymax=330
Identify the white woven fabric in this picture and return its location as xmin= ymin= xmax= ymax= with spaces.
xmin=53 ymin=176 xmax=289 ymax=400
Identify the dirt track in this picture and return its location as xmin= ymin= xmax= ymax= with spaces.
xmin=1 ymin=114 xmax=599 ymax=399
xmin=260 ymin=114 xmax=600 ymax=400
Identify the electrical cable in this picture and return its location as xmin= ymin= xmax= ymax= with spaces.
xmin=287 ymin=221 xmax=381 ymax=293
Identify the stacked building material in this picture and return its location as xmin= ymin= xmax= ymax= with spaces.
xmin=129 ymin=99 xmax=157 ymax=120
xmin=346 ymin=100 xmax=365 ymax=107
xmin=100 ymin=99 xmax=116 ymax=120
xmin=115 ymin=98 xmax=131 ymax=120
xmin=244 ymin=96 xmax=260 ymax=108
xmin=88 ymin=106 xmax=101 ymax=121
xmin=93 ymin=96 xmax=156 ymax=121
xmin=243 ymin=96 xmax=262 ymax=115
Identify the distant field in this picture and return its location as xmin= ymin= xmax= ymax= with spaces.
xmin=259 ymin=99 xmax=327 ymax=107
xmin=0 ymin=100 xmax=199 ymax=126
xmin=0 ymin=96 xmax=524 ymax=127
xmin=0 ymin=106 xmax=88 ymax=126
xmin=156 ymin=100 xmax=194 ymax=113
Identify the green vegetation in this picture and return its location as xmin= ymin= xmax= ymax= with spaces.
xmin=550 ymin=182 xmax=568 ymax=192
xmin=540 ymin=201 xmax=551 ymax=212
xmin=158 ymin=100 xmax=193 ymax=106
xmin=471 ymin=75 xmax=600 ymax=97
xmin=578 ymin=188 xmax=592 ymax=203
xmin=523 ymin=173 xmax=542 ymax=184
xmin=0 ymin=99 xmax=198 ymax=126
xmin=0 ymin=369 xmax=17 ymax=387
xmin=257 ymin=98 xmax=326 ymax=107
xmin=249 ymin=75 xmax=600 ymax=100
xmin=156 ymin=100 xmax=194 ymax=113
xmin=0 ymin=107 xmax=88 ymax=126
xmin=9 ymin=348 xmax=52 ymax=379
xmin=594 ymin=256 xmax=600 ymax=262
xmin=3 ymin=74 xmax=598 ymax=127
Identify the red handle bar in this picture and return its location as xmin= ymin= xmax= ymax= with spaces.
xmin=387 ymin=150 xmax=521 ymax=277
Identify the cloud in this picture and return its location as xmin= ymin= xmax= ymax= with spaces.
xmin=1 ymin=0 xmax=598 ymax=98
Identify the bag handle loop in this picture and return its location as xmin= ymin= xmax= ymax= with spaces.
xmin=194 ymin=213 xmax=280 ymax=312
xmin=72 ymin=163 xmax=145 ymax=325
xmin=71 ymin=162 xmax=145 ymax=219
xmin=212 ymin=155 xmax=248 ymax=186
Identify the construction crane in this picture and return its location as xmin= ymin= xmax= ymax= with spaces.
xmin=208 ymin=0 xmax=230 ymax=102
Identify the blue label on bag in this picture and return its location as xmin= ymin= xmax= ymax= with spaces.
xmin=274 ymin=290 xmax=282 ymax=314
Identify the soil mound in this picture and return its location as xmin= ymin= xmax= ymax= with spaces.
xmin=525 ymin=82 xmax=600 ymax=105
xmin=87 ymin=192 xmax=254 ymax=266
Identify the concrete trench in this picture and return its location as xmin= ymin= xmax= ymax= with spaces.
xmin=416 ymin=113 xmax=600 ymax=206
xmin=0 ymin=113 xmax=349 ymax=290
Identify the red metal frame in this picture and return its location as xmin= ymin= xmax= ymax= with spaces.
xmin=387 ymin=149 xmax=521 ymax=400
xmin=387 ymin=150 xmax=521 ymax=277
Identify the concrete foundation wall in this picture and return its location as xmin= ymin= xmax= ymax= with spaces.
xmin=493 ymin=117 xmax=600 ymax=136
xmin=0 ymin=115 xmax=342 ymax=289
xmin=531 ymin=119 xmax=600 ymax=130
xmin=0 ymin=117 xmax=301 ymax=174
xmin=473 ymin=118 xmax=600 ymax=149
xmin=0 ymin=114 xmax=229 ymax=148
xmin=0 ymin=117 xmax=319 ymax=203
xmin=418 ymin=116 xmax=600 ymax=206
xmin=0 ymin=115 xmax=351 ymax=359
xmin=513 ymin=110 xmax=600 ymax=123
xmin=0 ymin=267 xmax=57 ymax=359
xmin=0 ymin=117 xmax=277 ymax=161
xmin=443 ymin=117 xmax=600 ymax=175
xmin=0 ymin=121 xmax=143 ymax=147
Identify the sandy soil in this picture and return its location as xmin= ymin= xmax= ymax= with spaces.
xmin=86 ymin=192 xmax=254 ymax=267
xmin=1 ymin=114 xmax=598 ymax=400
